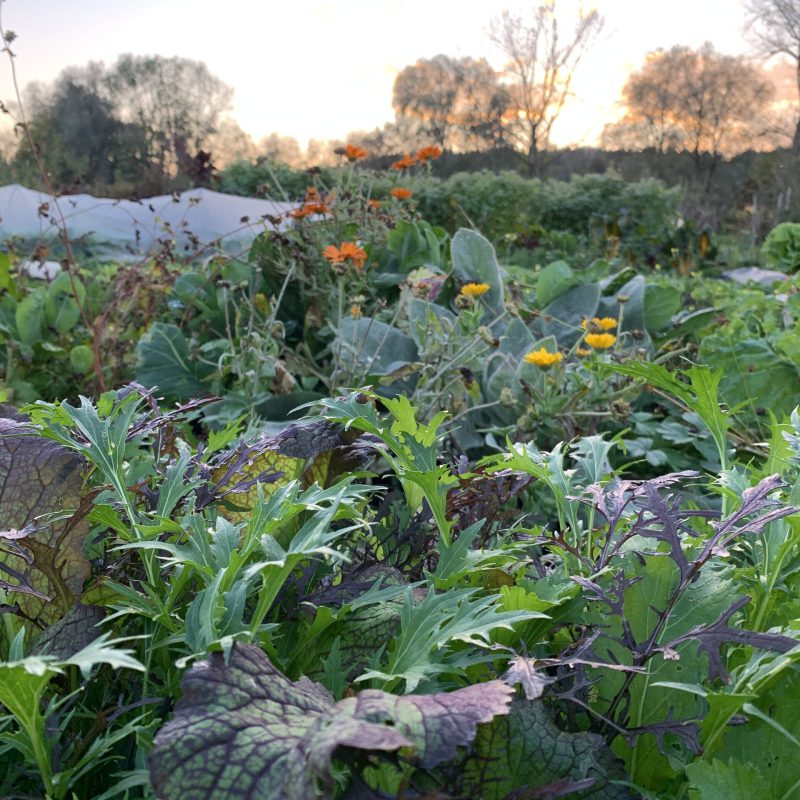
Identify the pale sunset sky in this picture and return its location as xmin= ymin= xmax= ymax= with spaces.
xmin=0 ymin=0 xmax=764 ymax=150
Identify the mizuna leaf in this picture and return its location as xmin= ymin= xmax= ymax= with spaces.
xmin=149 ymin=642 xmax=514 ymax=800
xmin=663 ymin=596 xmax=799 ymax=683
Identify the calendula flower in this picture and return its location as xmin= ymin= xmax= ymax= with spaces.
xmin=460 ymin=282 xmax=490 ymax=298
xmin=288 ymin=186 xmax=331 ymax=219
xmin=342 ymin=143 xmax=368 ymax=161
xmin=288 ymin=201 xmax=331 ymax=219
xmin=391 ymin=153 xmax=416 ymax=170
xmin=368 ymin=198 xmax=381 ymax=210
xmin=390 ymin=187 xmax=413 ymax=200
xmin=584 ymin=333 xmax=616 ymax=349
xmin=523 ymin=347 xmax=563 ymax=368
xmin=324 ymin=242 xmax=367 ymax=272
xmin=416 ymin=145 xmax=443 ymax=161
xmin=581 ymin=317 xmax=617 ymax=332
xmin=350 ymin=304 xmax=363 ymax=318
xmin=323 ymin=244 xmax=344 ymax=263
xmin=576 ymin=347 xmax=592 ymax=357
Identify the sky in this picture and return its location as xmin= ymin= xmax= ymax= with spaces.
xmin=0 ymin=0 xmax=763 ymax=150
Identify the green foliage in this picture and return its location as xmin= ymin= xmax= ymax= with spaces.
xmin=761 ymin=222 xmax=800 ymax=273
xmin=9 ymin=136 xmax=800 ymax=800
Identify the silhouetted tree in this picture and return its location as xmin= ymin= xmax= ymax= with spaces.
xmin=602 ymin=44 xmax=773 ymax=189
xmin=105 ymin=54 xmax=233 ymax=179
xmin=489 ymin=1 xmax=604 ymax=176
xmin=392 ymin=55 xmax=510 ymax=151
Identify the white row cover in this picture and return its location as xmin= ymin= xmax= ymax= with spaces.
xmin=0 ymin=184 xmax=294 ymax=265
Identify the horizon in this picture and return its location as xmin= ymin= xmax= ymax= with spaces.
xmin=0 ymin=0 xmax=786 ymax=154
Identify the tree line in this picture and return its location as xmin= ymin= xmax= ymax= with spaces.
xmin=1 ymin=0 xmax=798 ymax=204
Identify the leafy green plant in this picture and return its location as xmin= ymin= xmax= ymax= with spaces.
xmin=761 ymin=221 xmax=800 ymax=273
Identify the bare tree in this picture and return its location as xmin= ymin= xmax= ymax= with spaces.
xmin=745 ymin=0 xmax=800 ymax=150
xmin=489 ymin=1 xmax=603 ymax=177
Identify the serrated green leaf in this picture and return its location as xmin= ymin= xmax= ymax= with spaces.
xmin=686 ymin=759 xmax=770 ymax=799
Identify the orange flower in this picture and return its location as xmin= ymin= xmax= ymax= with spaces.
xmin=368 ymin=198 xmax=381 ymax=210
xmin=288 ymin=201 xmax=330 ymax=219
xmin=323 ymin=244 xmax=344 ymax=263
xmin=339 ymin=241 xmax=367 ymax=270
xmin=343 ymin=143 xmax=368 ymax=161
xmin=324 ymin=241 xmax=367 ymax=272
xmin=416 ymin=145 xmax=442 ymax=162
xmin=287 ymin=186 xmax=333 ymax=219
xmin=390 ymin=187 xmax=413 ymax=200
xmin=390 ymin=153 xmax=416 ymax=170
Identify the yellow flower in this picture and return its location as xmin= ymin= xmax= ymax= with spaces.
xmin=581 ymin=317 xmax=617 ymax=331
xmin=584 ymin=333 xmax=616 ymax=349
xmin=523 ymin=347 xmax=563 ymax=368
xmin=576 ymin=347 xmax=592 ymax=357
xmin=350 ymin=304 xmax=363 ymax=318
xmin=460 ymin=282 xmax=490 ymax=298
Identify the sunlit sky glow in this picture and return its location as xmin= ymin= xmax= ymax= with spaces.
xmin=0 ymin=0 xmax=764 ymax=150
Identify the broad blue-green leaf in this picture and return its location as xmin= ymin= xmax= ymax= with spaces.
xmin=644 ymin=284 xmax=682 ymax=332
xmin=135 ymin=322 xmax=212 ymax=400
xmin=542 ymin=283 xmax=601 ymax=345
xmin=14 ymin=289 xmax=45 ymax=347
xmin=336 ymin=317 xmax=418 ymax=377
xmin=537 ymin=260 xmax=577 ymax=307
xmin=451 ymin=229 xmax=504 ymax=318
xmin=407 ymin=298 xmax=456 ymax=350
xmin=44 ymin=271 xmax=85 ymax=335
